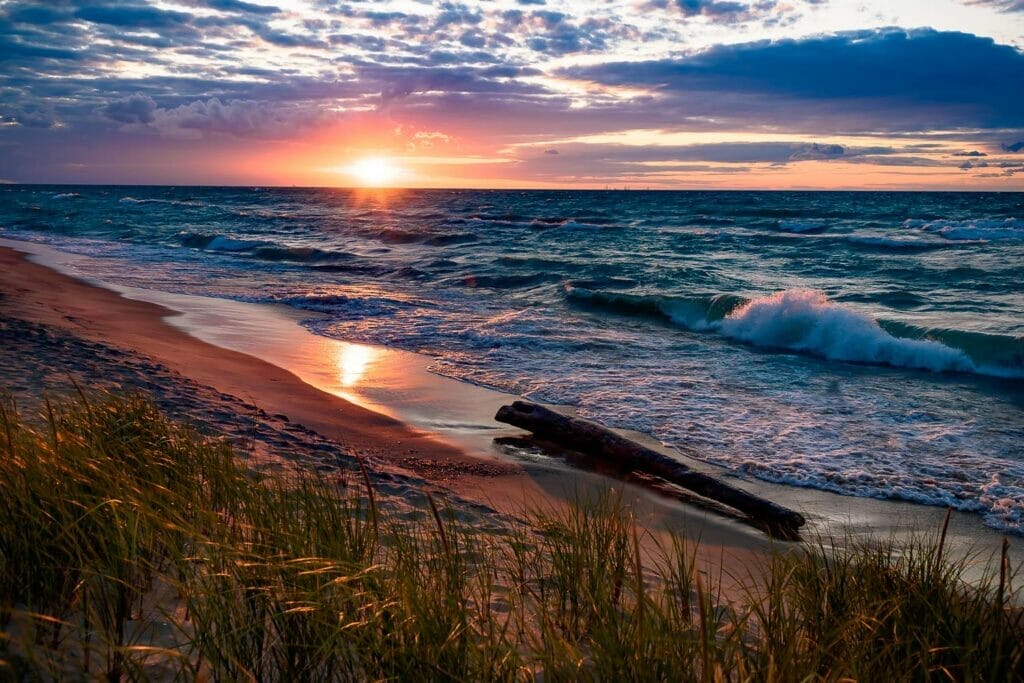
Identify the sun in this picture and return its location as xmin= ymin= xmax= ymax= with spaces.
xmin=346 ymin=156 xmax=402 ymax=187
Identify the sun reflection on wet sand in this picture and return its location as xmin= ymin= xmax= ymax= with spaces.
xmin=337 ymin=343 xmax=377 ymax=387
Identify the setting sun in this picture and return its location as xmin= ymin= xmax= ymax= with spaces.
xmin=346 ymin=156 xmax=402 ymax=187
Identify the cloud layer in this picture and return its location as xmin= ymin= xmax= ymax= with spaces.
xmin=0 ymin=0 xmax=1021 ymax=187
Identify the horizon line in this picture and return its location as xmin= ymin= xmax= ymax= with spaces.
xmin=5 ymin=182 xmax=1024 ymax=194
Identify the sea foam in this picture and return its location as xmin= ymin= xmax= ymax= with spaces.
xmin=567 ymin=287 xmax=1002 ymax=375
xmin=6 ymin=187 xmax=1023 ymax=535
xmin=717 ymin=290 xmax=977 ymax=374
xmin=176 ymin=231 xmax=355 ymax=264
xmin=905 ymin=217 xmax=1024 ymax=242
xmin=843 ymin=235 xmax=973 ymax=250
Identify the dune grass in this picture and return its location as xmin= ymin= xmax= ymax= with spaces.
xmin=0 ymin=389 xmax=1020 ymax=681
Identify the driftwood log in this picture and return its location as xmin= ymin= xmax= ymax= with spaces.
xmin=495 ymin=401 xmax=805 ymax=537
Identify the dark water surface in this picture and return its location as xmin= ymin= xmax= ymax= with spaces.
xmin=3 ymin=186 xmax=1022 ymax=532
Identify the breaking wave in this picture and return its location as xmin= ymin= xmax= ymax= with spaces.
xmin=905 ymin=217 xmax=1024 ymax=242
xmin=6 ymin=187 xmax=1023 ymax=535
xmin=175 ymin=231 xmax=354 ymax=264
xmin=567 ymin=287 xmax=1023 ymax=377
xmin=120 ymin=196 xmax=201 ymax=207
xmin=268 ymin=292 xmax=411 ymax=318
xmin=717 ymin=291 xmax=976 ymax=374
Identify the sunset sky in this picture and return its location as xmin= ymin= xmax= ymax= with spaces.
xmin=1 ymin=0 xmax=1023 ymax=189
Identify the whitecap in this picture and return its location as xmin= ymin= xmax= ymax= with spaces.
xmin=904 ymin=217 xmax=1024 ymax=242
xmin=715 ymin=290 xmax=977 ymax=374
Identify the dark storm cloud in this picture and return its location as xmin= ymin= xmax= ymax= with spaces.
xmin=645 ymin=0 xmax=781 ymax=23
xmin=4 ymin=5 xmax=76 ymax=25
xmin=253 ymin=27 xmax=328 ymax=48
xmin=517 ymin=140 xmax=967 ymax=181
xmin=459 ymin=31 xmax=486 ymax=48
xmin=518 ymin=10 xmax=638 ymax=56
xmin=843 ymin=155 xmax=947 ymax=167
xmin=432 ymin=3 xmax=483 ymax=30
xmin=965 ymin=0 xmax=1024 ymax=11
xmin=0 ymin=102 xmax=59 ymax=128
xmin=787 ymin=142 xmax=845 ymax=160
xmin=0 ymin=35 xmax=82 ymax=62
xmin=0 ymin=0 xmax=332 ymax=90
xmin=3 ymin=0 xmax=318 ymax=59
xmin=563 ymin=29 xmax=1024 ymax=130
xmin=517 ymin=140 xmax=852 ymax=177
xmin=328 ymin=32 xmax=390 ymax=52
xmin=99 ymin=75 xmax=364 ymax=105
xmin=0 ymin=0 xmax=1021 ymax=185
xmin=360 ymin=63 xmax=547 ymax=104
xmin=101 ymin=94 xmax=157 ymax=124
xmin=329 ymin=6 xmax=417 ymax=29
xmin=200 ymin=0 xmax=281 ymax=14
xmin=519 ymin=141 xmax=901 ymax=170
xmin=75 ymin=56 xmax=552 ymax=139
xmin=149 ymin=97 xmax=337 ymax=136
xmin=74 ymin=4 xmax=194 ymax=28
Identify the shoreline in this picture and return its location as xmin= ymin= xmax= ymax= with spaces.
xmin=0 ymin=238 xmax=1018 ymax=578
xmin=0 ymin=243 xmax=534 ymax=506
xmin=0 ymin=240 xmax=780 ymax=569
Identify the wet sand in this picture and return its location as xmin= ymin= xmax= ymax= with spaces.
xmin=0 ymin=241 xmax=781 ymax=576
xmin=1 ymin=239 xmax=1017 ymax=581
xmin=0 ymin=244 xmax=534 ymax=502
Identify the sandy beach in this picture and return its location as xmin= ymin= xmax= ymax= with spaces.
xmin=1 ymin=239 xmax=1019 ymax=583
xmin=2 ymin=240 xmax=1021 ymax=680
xmin=0 ymin=244 xmax=535 ymax=501
xmin=0 ymin=242 xmax=786 ymax=573
xmin=4 ymin=3 xmax=1022 ymax=675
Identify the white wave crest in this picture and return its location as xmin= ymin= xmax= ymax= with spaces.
xmin=120 ymin=196 xmax=200 ymax=207
xmin=716 ymin=290 xmax=977 ymax=373
xmin=903 ymin=217 xmax=1024 ymax=242
xmin=843 ymin=235 xmax=969 ymax=249
xmin=205 ymin=236 xmax=266 ymax=251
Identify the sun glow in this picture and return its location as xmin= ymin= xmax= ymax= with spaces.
xmin=337 ymin=343 xmax=376 ymax=387
xmin=346 ymin=156 xmax=402 ymax=187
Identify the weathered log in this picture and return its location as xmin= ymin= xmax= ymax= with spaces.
xmin=494 ymin=434 xmax=799 ymax=539
xmin=495 ymin=400 xmax=805 ymax=534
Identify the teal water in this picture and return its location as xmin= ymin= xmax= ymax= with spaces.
xmin=3 ymin=186 xmax=1022 ymax=532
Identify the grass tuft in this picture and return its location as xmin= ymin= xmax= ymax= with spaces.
xmin=0 ymin=388 xmax=1020 ymax=680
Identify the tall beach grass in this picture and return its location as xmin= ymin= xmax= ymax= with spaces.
xmin=0 ymin=389 xmax=1020 ymax=681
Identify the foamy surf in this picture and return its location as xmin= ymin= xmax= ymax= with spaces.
xmin=843 ymin=235 xmax=975 ymax=250
xmin=3 ymin=187 xmax=1022 ymax=535
xmin=904 ymin=217 xmax=1024 ymax=242
xmin=718 ymin=290 xmax=977 ymax=373
xmin=567 ymin=287 xmax=1023 ymax=378
xmin=777 ymin=219 xmax=828 ymax=233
